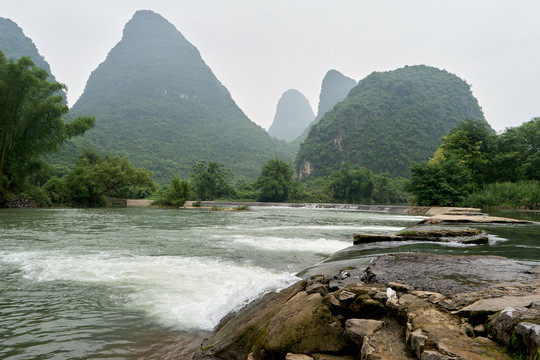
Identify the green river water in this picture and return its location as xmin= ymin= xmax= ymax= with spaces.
xmin=0 ymin=206 xmax=538 ymax=359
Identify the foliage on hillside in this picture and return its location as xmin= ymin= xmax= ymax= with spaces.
xmin=0 ymin=17 xmax=64 ymax=99
xmin=292 ymin=69 xmax=356 ymax=147
xmin=315 ymin=70 xmax=358 ymax=123
xmin=268 ymin=89 xmax=314 ymax=142
xmin=63 ymin=10 xmax=294 ymax=183
xmin=296 ymin=65 xmax=486 ymax=179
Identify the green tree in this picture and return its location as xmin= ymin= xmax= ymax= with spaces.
xmin=431 ymin=119 xmax=494 ymax=184
xmin=64 ymin=150 xmax=155 ymax=206
xmin=407 ymin=157 xmax=472 ymax=206
xmin=329 ymin=164 xmax=375 ymax=203
xmin=491 ymin=117 xmax=540 ymax=181
xmin=256 ymin=158 xmax=294 ymax=202
xmin=372 ymin=173 xmax=410 ymax=204
xmin=0 ymin=52 xmax=94 ymax=204
xmin=165 ymin=175 xmax=191 ymax=207
xmin=190 ymin=161 xmax=233 ymax=200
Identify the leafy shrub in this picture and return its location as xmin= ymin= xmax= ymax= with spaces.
xmin=22 ymin=186 xmax=51 ymax=207
xmin=232 ymin=204 xmax=251 ymax=211
xmin=165 ymin=175 xmax=191 ymax=207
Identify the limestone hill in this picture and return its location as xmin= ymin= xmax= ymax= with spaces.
xmin=67 ymin=10 xmax=294 ymax=182
xmin=268 ymin=89 xmax=314 ymax=142
xmin=0 ymin=17 xmax=64 ymax=98
xmin=296 ymin=65 xmax=487 ymax=178
xmin=293 ymin=69 xmax=356 ymax=145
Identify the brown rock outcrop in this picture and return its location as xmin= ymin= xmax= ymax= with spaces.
xmin=198 ymin=253 xmax=540 ymax=360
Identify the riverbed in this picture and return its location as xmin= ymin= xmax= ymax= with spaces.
xmin=0 ymin=206 xmax=538 ymax=359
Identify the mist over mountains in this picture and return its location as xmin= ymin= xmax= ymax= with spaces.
xmin=293 ymin=70 xmax=357 ymax=145
xmin=268 ymin=89 xmax=314 ymax=142
xmin=2 ymin=11 xmax=489 ymax=184
xmin=0 ymin=16 xmax=64 ymax=99
xmin=66 ymin=10 xmax=294 ymax=182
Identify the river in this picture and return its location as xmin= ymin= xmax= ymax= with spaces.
xmin=0 ymin=206 xmax=538 ymax=359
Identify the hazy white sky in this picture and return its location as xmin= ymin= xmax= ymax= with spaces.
xmin=2 ymin=0 xmax=539 ymax=131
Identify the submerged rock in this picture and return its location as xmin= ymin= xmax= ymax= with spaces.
xmin=353 ymin=226 xmax=489 ymax=245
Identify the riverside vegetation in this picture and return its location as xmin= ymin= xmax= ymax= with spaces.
xmin=0 ymin=48 xmax=538 ymax=210
xmin=0 ymin=10 xmax=538 ymax=210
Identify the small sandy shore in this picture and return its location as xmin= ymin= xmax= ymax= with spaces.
xmin=126 ymin=199 xmax=154 ymax=207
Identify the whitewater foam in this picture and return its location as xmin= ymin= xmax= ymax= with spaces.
xmin=0 ymin=250 xmax=299 ymax=330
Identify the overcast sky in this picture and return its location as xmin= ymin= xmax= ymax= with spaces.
xmin=2 ymin=0 xmax=539 ymax=131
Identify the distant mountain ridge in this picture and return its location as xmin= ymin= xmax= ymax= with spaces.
xmin=296 ymin=65 xmax=487 ymax=178
xmin=294 ymin=70 xmax=356 ymax=144
xmin=314 ymin=70 xmax=357 ymax=122
xmin=67 ymin=10 xmax=294 ymax=182
xmin=0 ymin=17 xmax=64 ymax=98
xmin=268 ymin=89 xmax=314 ymax=142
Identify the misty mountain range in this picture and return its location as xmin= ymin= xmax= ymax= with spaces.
xmin=1 ymin=10 xmax=487 ymax=182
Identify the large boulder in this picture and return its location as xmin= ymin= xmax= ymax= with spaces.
xmin=487 ymin=307 xmax=540 ymax=359
xmin=200 ymin=281 xmax=347 ymax=359
xmin=197 ymin=253 xmax=540 ymax=360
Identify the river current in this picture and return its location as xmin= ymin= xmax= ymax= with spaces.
xmin=0 ymin=206 xmax=538 ymax=359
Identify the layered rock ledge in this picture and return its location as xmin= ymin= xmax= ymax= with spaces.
xmin=353 ymin=227 xmax=489 ymax=245
xmin=197 ymin=253 xmax=540 ymax=360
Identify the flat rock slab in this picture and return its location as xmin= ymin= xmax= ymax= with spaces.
xmin=363 ymin=253 xmax=537 ymax=295
xmin=353 ymin=230 xmax=488 ymax=245
xmin=421 ymin=214 xmax=532 ymax=224
xmin=458 ymin=295 xmax=540 ymax=314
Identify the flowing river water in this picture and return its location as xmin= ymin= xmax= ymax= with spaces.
xmin=0 ymin=206 xmax=538 ymax=359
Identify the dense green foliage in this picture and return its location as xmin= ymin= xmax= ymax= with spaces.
xmin=408 ymin=118 xmax=540 ymax=208
xmin=407 ymin=157 xmax=472 ymax=206
xmin=489 ymin=118 xmax=540 ymax=182
xmin=154 ymin=175 xmax=191 ymax=207
xmin=296 ymin=65 xmax=486 ymax=179
xmin=328 ymin=164 xmax=375 ymax=203
xmin=255 ymin=158 xmax=294 ymax=202
xmin=62 ymin=10 xmax=294 ymax=183
xmin=0 ymin=52 xmax=94 ymax=205
xmin=431 ymin=119 xmax=494 ymax=184
xmin=62 ymin=151 xmax=155 ymax=206
xmin=190 ymin=161 xmax=233 ymax=200
xmin=268 ymin=89 xmax=314 ymax=142
xmin=304 ymin=165 xmax=409 ymax=205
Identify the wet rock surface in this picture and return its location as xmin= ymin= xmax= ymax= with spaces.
xmin=353 ymin=226 xmax=489 ymax=245
xmin=363 ymin=252 xmax=537 ymax=295
xmin=4 ymin=196 xmax=37 ymax=208
xmin=196 ymin=253 xmax=540 ymax=360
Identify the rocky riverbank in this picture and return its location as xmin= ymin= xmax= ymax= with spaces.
xmin=190 ymin=208 xmax=539 ymax=360
xmin=196 ymin=253 xmax=540 ymax=360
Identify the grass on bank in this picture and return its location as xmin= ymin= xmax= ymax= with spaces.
xmin=210 ymin=204 xmax=252 ymax=211
xmin=461 ymin=180 xmax=540 ymax=210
